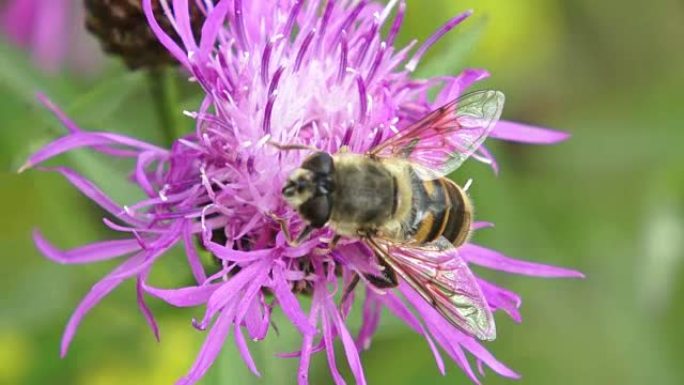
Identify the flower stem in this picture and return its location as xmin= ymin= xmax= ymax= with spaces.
xmin=147 ymin=66 xmax=183 ymax=146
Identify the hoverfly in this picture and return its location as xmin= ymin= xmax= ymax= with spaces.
xmin=280 ymin=90 xmax=504 ymax=340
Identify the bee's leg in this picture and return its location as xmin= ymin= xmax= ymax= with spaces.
xmin=268 ymin=212 xmax=294 ymax=243
xmin=340 ymin=272 xmax=360 ymax=307
xmin=268 ymin=141 xmax=319 ymax=152
xmin=291 ymin=225 xmax=314 ymax=246
xmin=364 ymin=256 xmax=398 ymax=288
xmin=267 ymin=212 xmax=312 ymax=246
xmin=323 ymin=234 xmax=342 ymax=251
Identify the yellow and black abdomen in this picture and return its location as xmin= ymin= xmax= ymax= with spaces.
xmin=408 ymin=168 xmax=472 ymax=246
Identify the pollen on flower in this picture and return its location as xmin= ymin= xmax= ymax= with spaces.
xmin=23 ymin=1 xmax=583 ymax=385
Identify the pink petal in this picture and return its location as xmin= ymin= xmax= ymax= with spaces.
xmin=33 ymin=229 xmax=141 ymax=264
xmin=142 ymin=0 xmax=189 ymax=68
xmin=137 ymin=275 xmax=160 ymax=342
xmin=171 ymin=0 xmax=198 ymax=53
xmin=201 ymin=261 xmax=268 ymax=327
xmin=327 ymin=299 xmax=367 ymax=385
xmin=406 ymin=10 xmax=473 ymax=72
xmin=491 ymin=120 xmax=570 ymax=144
xmin=144 ymin=283 xmax=221 ymax=307
xmin=199 ymin=0 xmax=232 ymax=55
xmin=20 ymin=132 xmax=164 ymax=172
xmin=472 ymin=221 xmax=495 ymax=231
xmin=461 ymin=244 xmax=585 ymax=278
xmin=477 ymin=278 xmax=522 ymax=323
xmin=356 ymin=289 xmax=381 ymax=351
xmin=321 ymin=309 xmax=345 ymax=385
xmin=271 ymin=265 xmax=316 ymax=335
xmin=177 ymin=306 xmax=237 ymax=385
xmin=60 ymin=254 xmax=145 ymax=356
xmin=182 ymin=222 xmax=207 ymax=284
xmin=205 ymin=242 xmax=274 ymax=262
xmin=434 ymin=68 xmax=490 ymax=106
xmin=234 ymin=324 xmax=261 ymax=376
xmin=381 ymin=291 xmax=446 ymax=375
xmin=460 ymin=337 xmax=521 ymax=379
xmin=297 ymin=295 xmax=321 ymax=385
xmin=399 ymin=283 xmax=480 ymax=383
xmin=243 ymin=294 xmax=269 ymax=341
xmin=39 ymin=167 xmax=144 ymax=226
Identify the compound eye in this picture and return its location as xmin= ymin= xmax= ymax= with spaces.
xmin=282 ymin=181 xmax=297 ymax=197
xmin=301 ymin=152 xmax=334 ymax=174
xmin=299 ymin=195 xmax=332 ymax=228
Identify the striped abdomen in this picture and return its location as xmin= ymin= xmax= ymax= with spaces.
xmin=408 ymin=170 xmax=472 ymax=246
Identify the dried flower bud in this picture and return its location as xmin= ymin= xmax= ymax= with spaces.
xmin=84 ymin=0 xmax=203 ymax=69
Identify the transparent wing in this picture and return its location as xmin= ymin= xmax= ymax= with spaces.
xmin=367 ymin=237 xmax=496 ymax=341
xmin=370 ymin=90 xmax=504 ymax=177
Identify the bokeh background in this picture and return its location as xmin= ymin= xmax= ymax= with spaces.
xmin=1 ymin=1 xmax=683 ymax=384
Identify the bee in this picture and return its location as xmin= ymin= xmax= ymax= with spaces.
xmin=280 ymin=90 xmax=504 ymax=341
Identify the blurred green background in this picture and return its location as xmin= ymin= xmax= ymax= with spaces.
xmin=1 ymin=1 xmax=683 ymax=384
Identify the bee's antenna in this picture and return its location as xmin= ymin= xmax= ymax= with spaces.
xmin=267 ymin=141 xmax=319 ymax=152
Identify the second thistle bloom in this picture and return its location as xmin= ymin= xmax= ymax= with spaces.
xmin=25 ymin=1 xmax=582 ymax=385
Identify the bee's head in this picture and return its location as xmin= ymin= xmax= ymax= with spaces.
xmin=282 ymin=152 xmax=335 ymax=228
xmin=282 ymin=168 xmax=317 ymax=206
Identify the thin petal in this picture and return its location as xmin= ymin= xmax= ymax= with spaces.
xmin=20 ymin=132 xmax=163 ymax=172
xmin=60 ymin=254 xmax=145 ymax=356
xmin=40 ymin=167 xmax=144 ymax=226
xmin=182 ymin=221 xmax=207 ymax=284
xmin=171 ymin=0 xmax=198 ymax=53
xmin=491 ymin=120 xmax=570 ymax=144
xmin=271 ymin=266 xmax=316 ymax=335
xmin=472 ymin=221 xmax=495 ymax=231
xmin=177 ymin=306 xmax=237 ymax=385
xmin=202 ymin=261 xmax=268 ymax=327
xmin=460 ymin=337 xmax=521 ymax=379
xmin=477 ymin=278 xmax=522 ymax=323
xmin=243 ymin=294 xmax=269 ymax=341
xmin=321 ymin=310 xmax=346 ymax=385
xmin=406 ymin=10 xmax=473 ymax=72
xmin=234 ymin=325 xmax=261 ymax=376
xmin=199 ymin=0 xmax=232 ymax=54
xmin=205 ymin=242 xmax=274 ymax=262
xmin=142 ymin=0 xmax=189 ymax=68
xmin=356 ymin=289 xmax=381 ymax=351
xmin=137 ymin=275 xmax=160 ymax=342
xmin=327 ymin=298 xmax=367 ymax=385
xmin=434 ymin=68 xmax=490 ymax=106
xmin=297 ymin=297 xmax=321 ymax=385
xmin=399 ymin=283 xmax=479 ymax=383
xmin=461 ymin=244 xmax=585 ymax=278
xmin=33 ymin=229 xmax=141 ymax=264
xmin=381 ymin=291 xmax=446 ymax=375
xmin=144 ymin=283 xmax=221 ymax=307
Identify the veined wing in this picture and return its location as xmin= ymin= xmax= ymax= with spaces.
xmin=369 ymin=91 xmax=504 ymax=177
xmin=366 ymin=237 xmax=496 ymax=341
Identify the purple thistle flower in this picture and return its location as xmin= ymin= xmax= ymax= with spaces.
xmin=22 ymin=1 xmax=582 ymax=384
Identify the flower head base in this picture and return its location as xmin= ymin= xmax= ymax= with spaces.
xmin=24 ymin=1 xmax=581 ymax=384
